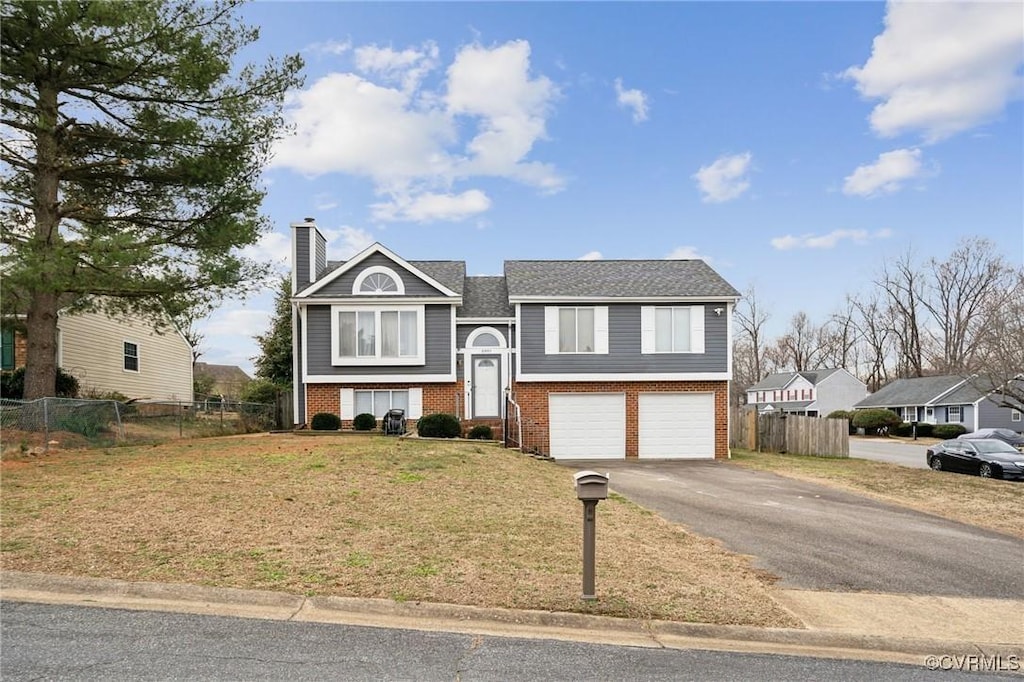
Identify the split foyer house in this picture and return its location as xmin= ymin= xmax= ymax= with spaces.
xmin=745 ymin=369 xmax=868 ymax=417
xmin=853 ymin=374 xmax=1023 ymax=433
xmin=290 ymin=219 xmax=740 ymax=460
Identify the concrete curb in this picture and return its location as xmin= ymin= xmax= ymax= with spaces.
xmin=3 ymin=571 xmax=1021 ymax=667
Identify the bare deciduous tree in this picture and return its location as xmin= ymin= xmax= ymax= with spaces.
xmin=878 ymin=251 xmax=927 ymax=377
xmin=921 ymin=237 xmax=1016 ymax=374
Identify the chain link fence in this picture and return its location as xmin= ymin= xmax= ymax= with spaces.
xmin=1 ymin=397 xmax=277 ymax=454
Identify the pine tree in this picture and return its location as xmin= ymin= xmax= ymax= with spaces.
xmin=1 ymin=0 xmax=303 ymax=398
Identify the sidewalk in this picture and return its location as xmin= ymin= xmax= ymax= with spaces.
xmin=3 ymin=570 xmax=1022 ymax=667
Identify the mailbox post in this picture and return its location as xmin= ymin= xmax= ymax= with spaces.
xmin=573 ymin=470 xmax=609 ymax=601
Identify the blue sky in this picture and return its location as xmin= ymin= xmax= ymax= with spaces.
xmin=201 ymin=1 xmax=1024 ymax=375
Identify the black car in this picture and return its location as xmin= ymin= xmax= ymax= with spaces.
xmin=926 ymin=439 xmax=1024 ymax=480
xmin=958 ymin=428 xmax=1024 ymax=449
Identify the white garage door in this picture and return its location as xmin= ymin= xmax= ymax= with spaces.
xmin=639 ymin=393 xmax=715 ymax=459
xmin=549 ymin=393 xmax=626 ymax=460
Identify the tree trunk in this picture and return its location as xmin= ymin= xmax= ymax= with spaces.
xmin=23 ymin=82 xmax=62 ymax=400
xmin=24 ymin=293 xmax=59 ymax=399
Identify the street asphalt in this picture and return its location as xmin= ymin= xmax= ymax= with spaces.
xmin=848 ymin=437 xmax=933 ymax=469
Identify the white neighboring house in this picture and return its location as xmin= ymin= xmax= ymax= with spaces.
xmin=57 ymin=307 xmax=193 ymax=401
xmin=745 ymin=368 xmax=868 ymax=417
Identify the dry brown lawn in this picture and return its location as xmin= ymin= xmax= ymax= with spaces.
xmin=0 ymin=434 xmax=798 ymax=627
xmin=730 ymin=449 xmax=1024 ymax=539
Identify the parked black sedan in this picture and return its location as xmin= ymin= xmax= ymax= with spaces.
xmin=926 ymin=439 xmax=1024 ymax=480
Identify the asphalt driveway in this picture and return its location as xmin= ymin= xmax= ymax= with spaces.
xmin=566 ymin=460 xmax=1024 ymax=598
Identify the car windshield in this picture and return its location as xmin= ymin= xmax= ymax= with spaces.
xmin=971 ymin=440 xmax=1019 ymax=454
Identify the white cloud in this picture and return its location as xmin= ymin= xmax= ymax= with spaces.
xmin=354 ymin=41 xmax=439 ymax=93
xmin=272 ymin=39 xmax=563 ymax=222
xmin=614 ymin=78 xmax=649 ymax=123
xmin=843 ymin=148 xmax=928 ymax=197
xmin=304 ymin=39 xmax=352 ymax=56
xmin=371 ymin=190 xmax=491 ymax=223
xmin=238 ymin=230 xmax=291 ymax=274
xmin=446 ymin=40 xmax=564 ymax=191
xmin=693 ymin=152 xmax=753 ymax=203
xmin=579 ymin=251 xmax=603 ymax=260
xmin=204 ymin=308 xmax=273 ymax=338
xmin=844 ymin=2 xmax=1024 ymax=142
xmin=321 ymin=225 xmax=376 ymax=259
xmin=770 ymin=228 xmax=894 ymax=251
xmin=666 ymin=246 xmax=711 ymax=262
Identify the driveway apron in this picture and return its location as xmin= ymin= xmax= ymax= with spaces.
xmin=568 ymin=460 xmax=1024 ymax=598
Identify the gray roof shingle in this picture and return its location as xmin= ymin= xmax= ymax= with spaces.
xmin=458 ymin=277 xmax=514 ymax=318
xmin=504 ymin=260 xmax=740 ymax=299
xmin=855 ymin=375 xmax=966 ymax=408
xmin=410 ymin=261 xmax=465 ymax=295
xmin=748 ymin=368 xmax=846 ymax=392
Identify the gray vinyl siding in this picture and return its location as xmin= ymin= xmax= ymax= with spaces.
xmin=939 ymin=404 xmax=973 ymax=426
xmin=814 ymin=372 xmax=869 ymax=416
xmin=308 ymin=253 xmax=449 ymax=299
xmin=519 ymin=303 xmax=727 ymax=374
xmin=314 ymin=232 xmax=327 ymax=280
xmin=305 ymin=304 xmax=453 ymax=376
xmin=295 ymin=228 xmax=311 ymax=291
xmin=455 ymin=323 xmax=516 ymax=349
xmin=975 ymin=397 xmax=1020 ymax=432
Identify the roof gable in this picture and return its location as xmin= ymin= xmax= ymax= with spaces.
xmin=296 ymin=243 xmax=462 ymax=299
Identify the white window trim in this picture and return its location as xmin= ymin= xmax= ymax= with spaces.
xmin=466 ymin=325 xmax=508 ymax=349
xmin=341 ymin=387 xmax=422 ymax=419
xmin=641 ymin=305 xmax=705 ymax=354
xmin=1012 ymin=409 xmax=1021 ymax=422
xmin=947 ymin=405 xmax=962 ymax=423
xmin=353 ymin=265 xmax=405 ymax=295
xmin=904 ymin=406 xmax=918 ymax=422
xmin=123 ymin=339 xmax=140 ymax=373
xmin=544 ymin=306 xmax=608 ymax=355
xmin=330 ymin=304 xmax=425 ymax=366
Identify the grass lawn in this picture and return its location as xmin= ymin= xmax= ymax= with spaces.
xmin=0 ymin=434 xmax=798 ymax=628
xmin=730 ymin=449 xmax=1023 ymax=539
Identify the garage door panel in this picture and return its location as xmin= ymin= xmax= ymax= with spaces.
xmin=550 ymin=393 xmax=625 ymax=460
xmin=639 ymin=393 xmax=714 ymax=459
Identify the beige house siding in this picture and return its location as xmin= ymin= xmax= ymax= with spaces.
xmin=58 ymin=310 xmax=193 ymax=401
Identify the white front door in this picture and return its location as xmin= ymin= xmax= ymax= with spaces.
xmin=473 ymin=357 xmax=500 ymax=417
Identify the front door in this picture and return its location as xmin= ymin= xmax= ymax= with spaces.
xmin=473 ymin=357 xmax=500 ymax=417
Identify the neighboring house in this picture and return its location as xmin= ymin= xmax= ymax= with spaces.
xmin=194 ymin=362 xmax=252 ymax=400
xmin=290 ymin=219 xmax=740 ymax=460
xmin=1 ymin=304 xmax=193 ymax=402
xmin=853 ymin=375 xmax=1024 ymax=433
xmin=745 ymin=369 xmax=868 ymax=417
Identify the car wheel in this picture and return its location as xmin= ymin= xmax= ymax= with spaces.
xmin=929 ymin=456 xmax=942 ymax=471
xmin=979 ymin=463 xmax=993 ymax=478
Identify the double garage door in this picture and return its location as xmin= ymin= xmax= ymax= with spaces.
xmin=548 ymin=392 xmax=715 ymax=460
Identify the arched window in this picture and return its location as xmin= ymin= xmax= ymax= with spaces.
xmin=466 ymin=327 xmax=507 ymax=349
xmin=472 ymin=332 xmax=500 ymax=347
xmin=353 ymin=266 xmax=405 ymax=295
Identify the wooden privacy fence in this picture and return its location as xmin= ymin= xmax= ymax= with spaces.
xmin=730 ymin=409 xmax=849 ymax=458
